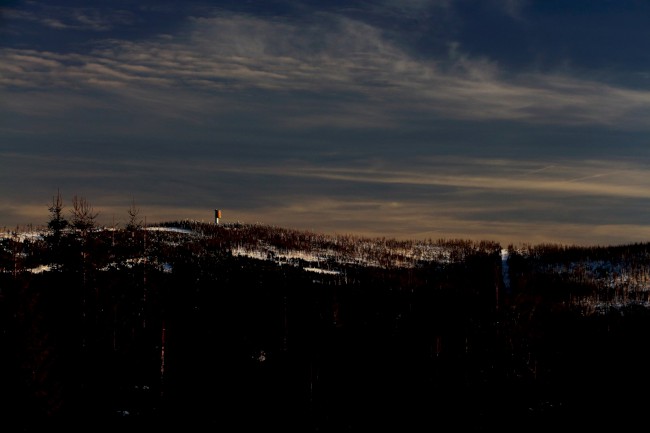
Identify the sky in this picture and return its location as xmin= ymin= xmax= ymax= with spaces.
xmin=2 ymin=0 xmax=650 ymax=247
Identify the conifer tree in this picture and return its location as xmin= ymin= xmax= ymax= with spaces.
xmin=47 ymin=189 xmax=68 ymax=241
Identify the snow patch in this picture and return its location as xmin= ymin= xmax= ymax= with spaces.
xmin=501 ymin=249 xmax=510 ymax=290
xmin=27 ymin=264 xmax=53 ymax=274
xmin=304 ymin=267 xmax=340 ymax=275
xmin=146 ymin=226 xmax=194 ymax=234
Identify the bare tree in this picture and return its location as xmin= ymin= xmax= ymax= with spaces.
xmin=70 ymin=195 xmax=99 ymax=233
xmin=126 ymin=198 xmax=143 ymax=231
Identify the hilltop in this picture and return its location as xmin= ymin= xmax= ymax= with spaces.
xmin=2 ymin=220 xmax=650 ymax=431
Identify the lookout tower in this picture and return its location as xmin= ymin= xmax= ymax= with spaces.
xmin=214 ymin=209 xmax=222 ymax=225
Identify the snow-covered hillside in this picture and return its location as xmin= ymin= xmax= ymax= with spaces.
xmin=4 ymin=221 xmax=650 ymax=430
xmin=4 ymin=221 xmax=650 ymax=314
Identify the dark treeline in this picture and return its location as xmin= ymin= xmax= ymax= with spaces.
xmin=1 ymin=215 xmax=650 ymax=431
xmin=508 ymin=241 xmax=650 ymax=309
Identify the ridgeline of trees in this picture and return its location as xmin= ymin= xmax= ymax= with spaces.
xmin=1 ymin=193 xmax=650 ymax=431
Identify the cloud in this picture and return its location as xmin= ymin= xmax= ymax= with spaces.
xmin=1 ymin=2 xmax=135 ymax=31
xmin=1 ymin=147 xmax=647 ymax=246
xmin=176 ymin=155 xmax=649 ymax=201
xmin=493 ymin=0 xmax=529 ymax=20
xmin=3 ymin=8 xmax=650 ymax=129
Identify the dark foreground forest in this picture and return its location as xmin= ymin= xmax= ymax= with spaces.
xmin=2 ymin=219 xmax=650 ymax=432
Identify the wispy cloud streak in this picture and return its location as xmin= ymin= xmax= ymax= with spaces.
xmin=199 ymin=158 xmax=650 ymax=200
xmin=1 ymin=2 xmax=135 ymax=31
xmin=3 ymin=11 xmax=650 ymax=128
